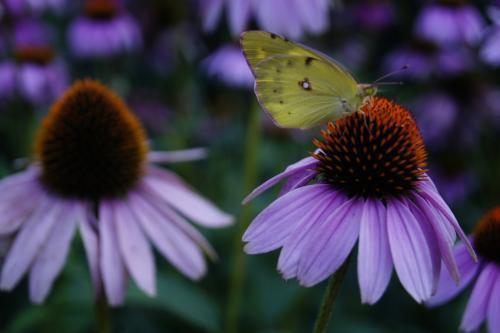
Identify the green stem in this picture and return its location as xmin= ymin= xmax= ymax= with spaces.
xmin=225 ymin=102 xmax=261 ymax=333
xmin=312 ymin=255 xmax=352 ymax=333
xmin=95 ymin=295 xmax=112 ymax=333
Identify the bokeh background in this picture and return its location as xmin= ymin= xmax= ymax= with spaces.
xmin=0 ymin=0 xmax=499 ymax=332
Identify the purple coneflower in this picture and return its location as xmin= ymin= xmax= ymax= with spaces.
xmin=3 ymin=0 xmax=65 ymax=16
xmin=243 ymin=97 xmax=475 ymax=304
xmin=428 ymin=207 xmax=500 ymax=332
xmin=414 ymin=0 xmax=485 ymax=46
xmin=200 ymin=0 xmax=330 ymax=38
xmin=0 ymin=20 xmax=68 ymax=105
xmin=349 ymin=0 xmax=395 ymax=30
xmin=0 ymin=79 xmax=233 ymax=305
xmin=68 ymin=0 xmax=142 ymax=59
xmin=480 ymin=6 xmax=500 ymax=67
xmin=382 ymin=39 xmax=472 ymax=80
xmin=202 ymin=44 xmax=254 ymax=89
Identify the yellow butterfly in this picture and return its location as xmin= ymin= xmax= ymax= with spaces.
xmin=241 ymin=30 xmax=377 ymax=129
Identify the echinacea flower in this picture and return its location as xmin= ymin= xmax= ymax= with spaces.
xmin=200 ymin=0 xmax=331 ymax=38
xmin=349 ymin=0 xmax=395 ymax=30
xmin=480 ymin=6 xmax=500 ymax=67
xmin=68 ymin=0 xmax=142 ymax=59
xmin=202 ymin=45 xmax=254 ymax=89
xmin=243 ymin=97 xmax=475 ymax=304
xmin=0 ymin=79 xmax=233 ymax=305
xmin=428 ymin=207 xmax=500 ymax=333
xmin=3 ymin=0 xmax=65 ymax=16
xmin=0 ymin=20 xmax=68 ymax=105
xmin=414 ymin=0 xmax=485 ymax=46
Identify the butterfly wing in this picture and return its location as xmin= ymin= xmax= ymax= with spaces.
xmin=254 ymin=55 xmax=363 ymax=129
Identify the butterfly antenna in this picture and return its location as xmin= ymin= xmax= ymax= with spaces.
xmin=373 ymin=65 xmax=409 ymax=84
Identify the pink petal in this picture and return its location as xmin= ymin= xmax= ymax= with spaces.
xmin=488 ymin=267 xmax=500 ymax=333
xmin=128 ymin=192 xmax=206 ymax=280
xmin=79 ymin=206 xmax=102 ymax=296
xmin=297 ymin=197 xmax=361 ymax=287
xmin=427 ymin=240 xmax=480 ymax=307
xmin=461 ymin=264 xmax=497 ymax=332
xmin=0 ymin=197 xmax=60 ymax=290
xmin=243 ymin=184 xmax=331 ymax=247
xmin=29 ymin=201 xmax=79 ymax=303
xmin=386 ymin=199 xmax=436 ymax=303
xmin=147 ymin=148 xmax=207 ymax=164
xmin=99 ymin=201 xmax=128 ymax=306
xmin=114 ymin=200 xmax=156 ymax=296
xmin=143 ymin=172 xmax=233 ymax=228
xmin=278 ymin=191 xmax=346 ymax=279
xmin=242 ymin=156 xmax=318 ymax=204
xmin=358 ymin=199 xmax=393 ymax=304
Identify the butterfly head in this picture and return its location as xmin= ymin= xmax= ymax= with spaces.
xmin=358 ymin=84 xmax=378 ymax=97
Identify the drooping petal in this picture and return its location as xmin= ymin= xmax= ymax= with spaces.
xmin=279 ymin=167 xmax=317 ymax=196
xmin=358 ymin=199 xmax=393 ymax=304
xmin=79 ymin=205 xmax=102 ymax=295
xmin=417 ymin=180 xmax=476 ymax=261
xmin=143 ymin=170 xmax=233 ymax=228
xmin=99 ymin=201 xmax=127 ymax=306
xmin=147 ymin=148 xmax=207 ymax=164
xmin=29 ymin=201 xmax=79 ymax=303
xmin=297 ymin=197 xmax=361 ymax=287
xmin=386 ymin=199 xmax=436 ymax=303
xmin=242 ymin=156 xmax=318 ymax=204
xmin=0 ymin=196 xmax=60 ymax=290
xmin=114 ymin=200 xmax=156 ymax=296
xmin=412 ymin=194 xmax=459 ymax=283
xmin=427 ymin=241 xmax=481 ymax=306
xmin=461 ymin=264 xmax=497 ymax=332
xmin=278 ymin=191 xmax=345 ymax=279
xmin=487 ymin=267 xmax=500 ymax=333
xmin=243 ymin=184 xmax=331 ymax=251
xmin=128 ymin=192 xmax=206 ymax=280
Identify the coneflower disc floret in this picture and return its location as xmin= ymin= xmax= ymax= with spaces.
xmin=35 ymin=79 xmax=147 ymax=200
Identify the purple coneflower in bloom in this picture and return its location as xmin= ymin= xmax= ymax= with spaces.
xmin=382 ymin=39 xmax=472 ymax=80
xmin=243 ymin=97 xmax=475 ymax=303
xmin=203 ymin=45 xmax=254 ymax=89
xmin=414 ymin=0 xmax=485 ymax=46
xmin=480 ymin=6 xmax=500 ymax=66
xmin=0 ymin=20 xmax=68 ymax=105
xmin=200 ymin=0 xmax=330 ymax=38
xmin=349 ymin=0 xmax=395 ymax=30
xmin=0 ymin=79 xmax=233 ymax=305
xmin=3 ymin=0 xmax=65 ymax=16
xmin=68 ymin=0 xmax=142 ymax=59
xmin=428 ymin=207 xmax=500 ymax=332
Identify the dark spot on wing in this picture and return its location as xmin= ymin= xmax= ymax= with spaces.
xmin=276 ymin=68 xmax=281 ymax=73
xmin=305 ymin=57 xmax=315 ymax=65
xmin=287 ymin=60 xmax=292 ymax=66
xmin=273 ymin=89 xmax=278 ymax=93
xmin=283 ymin=37 xmax=289 ymax=42
xmin=279 ymin=100 xmax=284 ymax=104
xmin=270 ymin=33 xmax=277 ymax=39
xmin=298 ymin=78 xmax=312 ymax=91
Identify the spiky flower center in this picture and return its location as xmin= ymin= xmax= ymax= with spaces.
xmin=84 ymin=0 xmax=118 ymax=20
xmin=14 ymin=46 xmax=55 ymax=65
xmin=474 ymin=207 xmax=500 ymax=264
xmin=35 ymin=79 xmax=147 ymax=200
xmin=313 ymin=97 xmax=427 ymax=199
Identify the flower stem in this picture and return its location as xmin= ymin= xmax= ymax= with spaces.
xmin=95 ymin=295 xmax=112 ymax=333
xmin=225 ymin=101 xmax=261 ymax=333
xmin=312 ymin=255 xmax=352 ymax=333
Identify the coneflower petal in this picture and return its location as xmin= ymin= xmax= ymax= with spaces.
xmin=298 ymin=197 xmax=361 ymax=287
xmin=242 ymin=156 xmax=318 ymax=204
xmin=99 ymin=201 xmax=127 ymax=306
xmin=128 ymin=192 xmax=206 ymax=280
xmin=115 ymin=200 xmax=156 ymax=297
xmin=0 ymin=197 xmax=60 ymax=290
xmin=387 ymin=199 xmax=435 ymax=303
xmin=29 ymin=201 xmax=79 ymax=303
xmin=278 ymin=191 xmax=345 ymax=280
xmin=427 ymin=241 xmax=481 ymax=307
xmin=243 ymin=184 xmax=331 ymax=244
xmin=0 ymin=182 xmax=43 ymax=235
xmin=460 ymin=264 xmax=497 ymax=332
xmin=487 ymin=269 xmax=500 ymax=333
xmin=79 ymin=207 xmax=101 ymax=295
xmin=358 ymin=199 xmax=393 ymax=305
